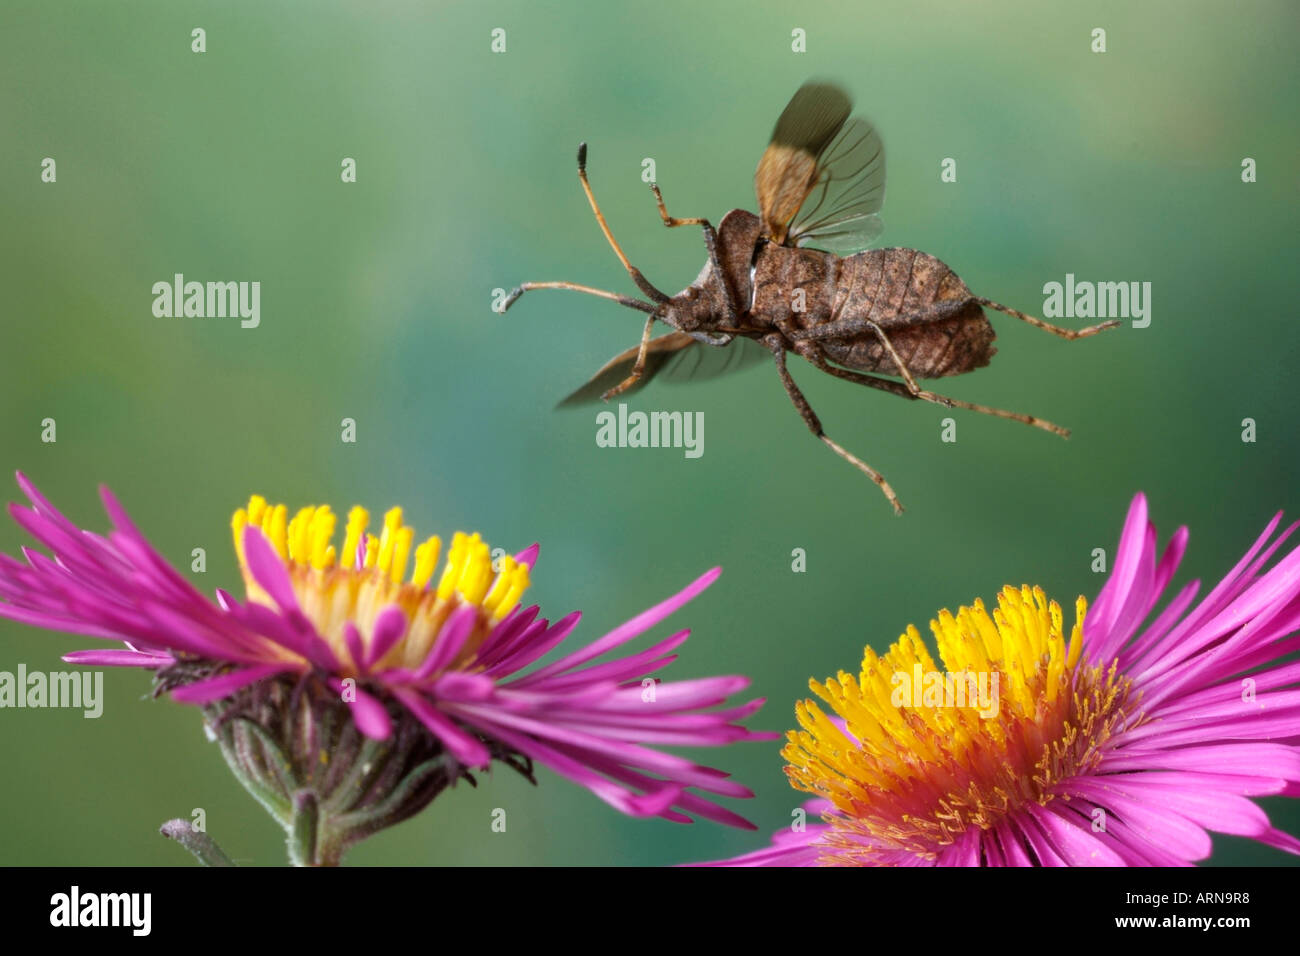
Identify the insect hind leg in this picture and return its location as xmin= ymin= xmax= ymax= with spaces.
xmin=974 ymin=296 xmax=1120 ymax=340
xmin=765 ymin=335 xmax=903 ymax=514
xmin=796 ymin=345 xmax=1070 ymax=438
xmin=782 ymin=315 xmax=951 ymax=407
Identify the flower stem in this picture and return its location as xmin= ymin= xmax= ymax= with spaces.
xmin=289 ymin=790 xmax=341 ymax=866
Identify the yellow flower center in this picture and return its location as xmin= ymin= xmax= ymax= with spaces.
xmin=783 ymin=585 xmax=1133 ymax=864
xmin=230 ymin=496 xmax=531 ymax=676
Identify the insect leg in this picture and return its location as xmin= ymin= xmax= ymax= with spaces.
xmin=649 ymin=183 xmax=708 ymax=229
xmin=765 ymin=335 xmax=903 ymax=514
xmin=797 ymin=346 xmax=1070 ymax=438
xmin=601 ymin=315 xmax=659 ymax=400
xmin=649 ymin=183 xmax=742 ymax=320
xmin=974 ymin=296 xmax=1120 ymax=340
xmin=501 ymin=281 xmax=656 ymax=315
xmin=575 ymin=143 xmax=671 ymax=304
xmin=780 ymin=316 xmax=947 ymax=405
xmin=790 ymin=297 xmax=976 ymax=343
xmin=926 ymin=392 xmax=1068 ymax=436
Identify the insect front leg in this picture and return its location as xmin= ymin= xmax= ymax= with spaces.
xmin=648 ymin=183 xmax=742 ymax=320
xmin=649 ymin=183 xmax=708 ymax=230
xmin=763 ymin=334 xmax=903 ymax=514
xmin=601 ymin=315 xmax=659 ymax=400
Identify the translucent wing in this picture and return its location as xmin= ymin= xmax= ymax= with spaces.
xmin=787 ymin=116 xmax=886 ymax=253
xmin=557 ymin=332 xmax=767 ymax=408
xmin=754 ymin=83 xmax=853 ymax=245
xmin=792 ymin=214 xmax=884 ymax=255
xmin=754 ymin=84 xmax=887 ymax=253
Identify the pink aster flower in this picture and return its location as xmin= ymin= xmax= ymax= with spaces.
xmin=0 ymin=474 xmax=772 ymax=864
xmin=700 ymin=493 xmax=1300 ymax=866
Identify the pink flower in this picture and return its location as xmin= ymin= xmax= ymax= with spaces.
xmin=0 ymin=475 xmax=774 ymax=842
xmin=700 ymin=494 xmax=1300 ymax=866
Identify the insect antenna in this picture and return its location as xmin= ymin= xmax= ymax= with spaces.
xmin=499 ymin=281 xmax=657 ymax=315
xmin=576 ymin=142 xmax=671 ymax=305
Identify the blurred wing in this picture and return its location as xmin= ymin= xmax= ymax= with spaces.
xmin=787 ymin=116 xmax=886 ymax=254
xmin=754 ymin=83 xmax=854 ymax=245
xmin=557 ymin=332 xmax=767 ymax=408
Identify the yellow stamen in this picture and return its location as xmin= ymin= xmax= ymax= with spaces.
xmin=341 ymin=506 xmax=368 ymax=570
xmin=265 ymin=504 xmax=288 ymax=559
xmin=231 ymin=509 xmax=248 ymax=564
xmin=288 ymin=506 xmax=314 ymax=564
xmin=231 ymin=497 xmax=532 ymax=677
xmin=436 ymin=532 xmax=467 ymax=601
xmin=376 ymin=507 xmax=402 ymax=575
xmin=390 ymin=527 xmax=414 ymax=585
xmin=309 ymin=507 xmax=336 ymax=570
xmin=411 ymin=536 xmax=442 ymax=589
xmin=784 ymin=586 xmax=1134 ymax=863
xmin=247 ymin=495 xmax=267 ymax=528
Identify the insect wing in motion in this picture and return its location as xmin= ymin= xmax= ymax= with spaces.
xmin=754 ymin=82 xmax=886 ymax=253
xmin=558 ymin=332 xmax=768 ymax=407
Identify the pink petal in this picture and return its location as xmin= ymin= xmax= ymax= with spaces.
xmin=240 ymin=526 xmax=300 ymax=614
xmin=366 ymin=605 xmax=409 ymax=668
xmin=391 ymin=688 xmax=491 ymax=767
xmin=62 ymin=649 xmax=173 ymax=667
xmin=327 ymin=678 xmax=393 ymax=739
xmin=523 ymin=567 xmax=721 ymax=681
xmin=169 ymin=663 xmax=294 ymax=703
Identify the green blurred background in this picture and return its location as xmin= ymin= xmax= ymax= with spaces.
xmin=1 ymin=0 xmax=1297 ymax=866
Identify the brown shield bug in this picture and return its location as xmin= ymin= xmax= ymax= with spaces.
xmin=502 ymin=82 xmax=1119 ymax=513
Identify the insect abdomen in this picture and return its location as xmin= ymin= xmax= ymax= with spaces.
xmin=821 ymin=248 xmax=996 ymax=380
